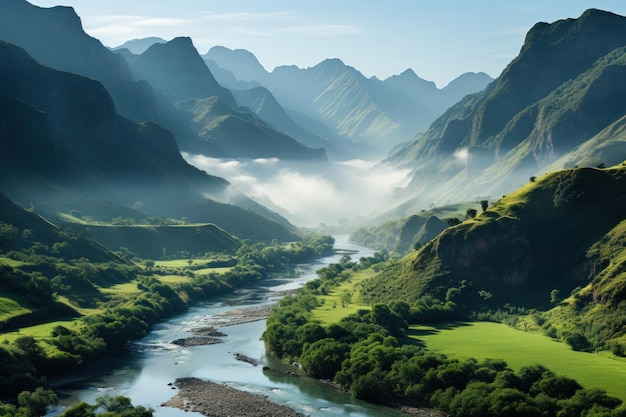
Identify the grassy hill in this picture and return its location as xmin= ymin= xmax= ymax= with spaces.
xmin=356 ymin=165 xmax=626 ymax=349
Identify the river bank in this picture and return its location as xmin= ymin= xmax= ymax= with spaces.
xmin=53 ymin=237 xmax=419 ymax=417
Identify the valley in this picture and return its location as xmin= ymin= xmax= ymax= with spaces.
xmin=1 ymin=1 xmax=626 ymax=416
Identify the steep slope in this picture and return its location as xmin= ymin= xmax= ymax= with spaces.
xmin=204 ymin=46 xmax=269 ymax=85
xmin=360 ymin=167 xmax=626 ymax=309
xmin=271 ymin=59 xmax=433 ymax=151
xmin=207 ymin=46 xmax=492 ymax=155
xmin=385 ymin=9 xmax=626 ymax=211
xmin=0 ymin=0 xmax=157 ymax=122
xmin=358 ymin=165 xmax=626 ymax=348
xmin=132 ymin=37 xmax=236 ymax=105
xmin=0 ymin=41 xmax=298 ymax=242
xmin=231 ymin=87 xmax=333 ymax=152
xmin=131 ymin=38 xmax=325 ymax=161
xmin=384 ymin=69 xmax=493 ymax=118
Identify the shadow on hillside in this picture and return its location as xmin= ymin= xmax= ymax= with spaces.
xmin=407 ymin=321 xmax=472 ymax=339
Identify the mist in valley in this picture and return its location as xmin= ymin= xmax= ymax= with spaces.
xmin=183 ymin=152 xmax=412 ymax=228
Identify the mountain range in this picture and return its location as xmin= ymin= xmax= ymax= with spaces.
xmin=204 ymin=46 xmax=493 ymax=155
xmin=0 ymin=38 xmax=298 ymax=243
xmin=382 ymin=9 xmax=626 ymax=218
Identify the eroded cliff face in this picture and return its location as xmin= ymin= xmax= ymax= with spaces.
xmin=432 ymin=216 xmax=534 ymax=288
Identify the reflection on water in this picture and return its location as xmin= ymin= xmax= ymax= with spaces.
xmin=52 ymin=237 xmax=406 ymax=417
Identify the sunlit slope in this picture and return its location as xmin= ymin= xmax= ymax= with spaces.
xmin=385 ymin=10 xmax=626 ymax=211
xmin=358 ymin=166 xmax=626 ymax=328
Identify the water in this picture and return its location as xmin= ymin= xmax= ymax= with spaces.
xmin=52 ymin=236 xmax=407 ymax=417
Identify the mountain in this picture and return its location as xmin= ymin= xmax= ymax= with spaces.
xmin=132 ymin=37 xmax=237 ymax=105
xmin=350 ymin=203 xmax=467 ymax=254
xmin=0 ymin=40 xmax=299 ymax=242
xmin=0 ymin=0 xmax=158 ymax=122
xmin=385 ymin=9 xmax=626 ymax=210
xmin=205 ymin=59 xmax=260 ymax=91
xmin=231 ymin=87 xmax=335 ymax=153
xmin=358 ymin=165 xmax=626 ymax=346
xmin=170 ymin=96 xmax=327 ymax=160
xmin=130 ymin=37 xmax=326 ymax=160
xmin=112 ymin=37 xmax=167 ymax=54
xmin=207 ymin=47 xmax=492 ymax=155
xmin=204 ymin=46 xmax=269 ymax=85
xmin=384 ymin=69 xmax=494 ymax=116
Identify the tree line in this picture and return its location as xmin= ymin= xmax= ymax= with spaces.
xmin=264 ymin=254 xmax=625 ymax=416
xmin=0 ymin=233 xmax=334 ymax=408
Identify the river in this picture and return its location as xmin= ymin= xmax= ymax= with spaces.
xmin=51 ymin=236 xmax=407 ymax=417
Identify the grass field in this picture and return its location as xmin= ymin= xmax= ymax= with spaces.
xmin=311 ymin=269 xmax=374 ymax=325
xmin=1 ymin=320 xmax=80 ymax=343
xmin=193 ymin=267 xmax=232 ymax=275
xmin=412 ymin=321 xmax=626 ymax=401
xmin=0 ymin=296 xmax=31 ymax=321
xmin=1 ymin=259 xmax=232 ymax=341
xmin=0 ymin=257 xmax=27 ymax=267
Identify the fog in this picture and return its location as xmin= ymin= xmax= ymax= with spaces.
xmin=183 ymin=153 xmax=411 ymax=228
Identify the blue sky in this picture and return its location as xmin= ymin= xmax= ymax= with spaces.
xmin=28 ymin=1 xmax=626 ymax=87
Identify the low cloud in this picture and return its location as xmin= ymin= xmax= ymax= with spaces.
xmin=183 ymin=153 xmax=410 ymax=228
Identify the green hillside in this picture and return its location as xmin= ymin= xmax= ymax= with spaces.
xmin=357 ymin=165 xmax=626 ymax=349
xmin=351 ymin=202 xmax=470 ymax=254
xmin=384 ymin=10 xmax=626 ymax=215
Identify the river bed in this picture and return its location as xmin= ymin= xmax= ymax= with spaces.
xmin=52 ymin=236 xmax=408 ymax=417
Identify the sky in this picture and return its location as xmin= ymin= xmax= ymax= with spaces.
xmin=26 ymin=1 xmax=626 ymax=88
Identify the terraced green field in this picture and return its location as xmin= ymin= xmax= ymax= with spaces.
xmin=413 ymin=321 xmax=626 ymax=401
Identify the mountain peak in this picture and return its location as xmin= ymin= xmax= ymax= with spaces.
xmin=204 ymin=46 xmax=268 ymax=83
xmin=317 ymin=58 xmax=346 ymax=68
xmin=112 ymin=37 xmax=167 ymax=54
xmin=132 ymin=37 xmax=236 ymax=104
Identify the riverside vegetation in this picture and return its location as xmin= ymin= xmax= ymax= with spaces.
xmin=0 ymin=194 xmax=334 ymax=415
xmin=264 ymin=252 xmax=626 ymax=417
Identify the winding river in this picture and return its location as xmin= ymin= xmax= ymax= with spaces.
xmin=52 ymin=236 xmax=407 ymax=417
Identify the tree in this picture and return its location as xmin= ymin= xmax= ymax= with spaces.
xmin=143 ymin=260 xmax=155 ymax=271
xmin=18 ymin=388 xmax=58 ymax=417
xmin=480 ymin=200 xmax=489 ymax=212
xmin=446 ymin=218 xmax=461 ymax=227
xmin=530 ymin=176 xmax=537 ymax=182
xmin=466 ymin=208 xmax=477 ymax=219
xmin=550 ymin=289 xmax=561 ymax=304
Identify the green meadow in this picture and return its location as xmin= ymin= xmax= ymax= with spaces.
xmin=1 ymin=259 xmax=231 ymax=342
xmin=413 ymin=321 xmax=626 ymax=401
xmin=311 ymin=269 xmax=374 ymax=325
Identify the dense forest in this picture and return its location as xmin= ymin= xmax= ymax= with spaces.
xmin=264 ymin=254 xmax=626 ymax=416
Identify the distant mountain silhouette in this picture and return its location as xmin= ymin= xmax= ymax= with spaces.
xmin=207 ymin=47 xmax=492 ymax=155
xmin=205 ymin=46 xmax=269 ymax=85
xmin=130 ymin=37 xmax=325 ymax=160
xmin=112 ymin=37 xmax=167 ymax=54
xmin=0 ymin=40 xmax=298 ymax=242
xmin=0 ymin=0 xmax=158 ymax=122
xmin=133 ymin=37 xmax=236 ymax=104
